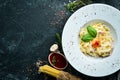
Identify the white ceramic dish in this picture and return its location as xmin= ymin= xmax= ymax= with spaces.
xmin=62 ymin=3 xmax=120 ymax=77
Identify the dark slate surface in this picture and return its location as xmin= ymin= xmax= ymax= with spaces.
xmin=0 ymin=0 xmax=120 ymax=80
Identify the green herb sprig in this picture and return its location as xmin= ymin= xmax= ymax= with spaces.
xmin=66 ymin=0 xmax=92 ymax=13
xmin=56 ymin=33 xmax=62 ymax=47
xmin=55 ymin=33 xmax=63 ymax=53
xmin=52 ymin=56 xmax=56 ymax=66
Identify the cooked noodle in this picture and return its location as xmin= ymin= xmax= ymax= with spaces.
xmin=79 ymin=22 xmax=114 ymax=57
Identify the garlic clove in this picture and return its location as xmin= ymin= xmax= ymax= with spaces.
xmin=50 ymin=44 xmax=59 ymax=52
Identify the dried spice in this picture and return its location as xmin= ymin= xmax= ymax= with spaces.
xmin=52 ymin=56 xmax=56 ymax=66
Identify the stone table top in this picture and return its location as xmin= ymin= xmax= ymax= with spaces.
xmin=0 ymin=0 xmax=120 ymax=80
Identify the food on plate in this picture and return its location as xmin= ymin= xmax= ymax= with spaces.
xmin=79 ymin=22 xmax=114 ymax=57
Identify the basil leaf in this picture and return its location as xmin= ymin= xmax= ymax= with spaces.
xmin=81 ymin=33 xmax=94 ymax=42
xmin=87 ymin=26 xmax=97 ymax=37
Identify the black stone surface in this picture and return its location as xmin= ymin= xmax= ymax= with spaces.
xmin=0 ymin=0 xmax=120 ymax=80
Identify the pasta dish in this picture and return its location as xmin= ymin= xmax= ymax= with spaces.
xmin=79 ymin=22 xmax=114 ymax=57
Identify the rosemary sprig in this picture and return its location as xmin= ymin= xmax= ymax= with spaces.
xmin=66 ymin=0 xmax=92 ymax=13
xmin=55 ymin=33 xmax=63 ymax=52
xmin=56 ymin=33 xmax=62 ymax=46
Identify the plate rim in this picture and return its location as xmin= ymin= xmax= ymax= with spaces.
xmin=62 ymin=3 xmax=120 ymax=77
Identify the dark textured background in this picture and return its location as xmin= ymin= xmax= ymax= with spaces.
xmin=0 ymin=0 xmax=120 ymax=80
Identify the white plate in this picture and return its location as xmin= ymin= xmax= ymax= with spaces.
xmin=62 ymin=3 xmax=120 ymax=77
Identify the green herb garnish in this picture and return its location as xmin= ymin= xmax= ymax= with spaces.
xmin=56 ymin=33 xmax=61 ymax=46
xmin=66 ymin=0 xmax=92 ymax=13
xmin=87 ymin=26 xmax=97 ymax=37
xmin=52 ymin=56 xmax=56 ymax=66
xmin=81 ymin=33 xmax=93 ymax=42
xmin=56 ymin=33 xmax=63 ymax=52
xmin=81 ymin=25 xmax=97 ymax=42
